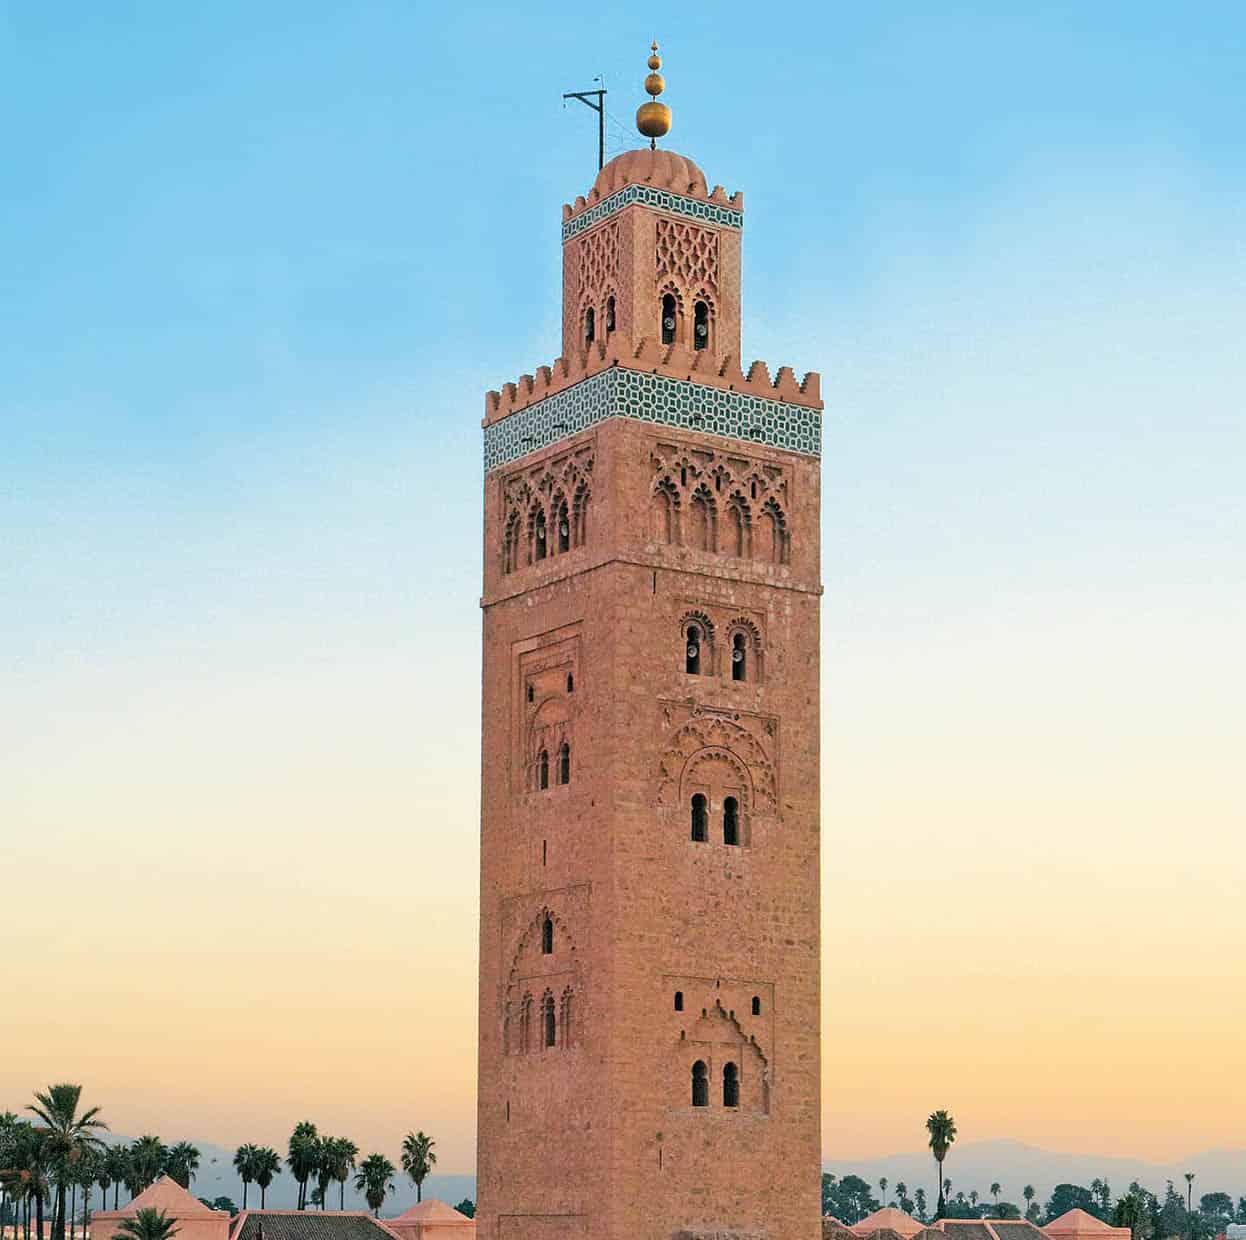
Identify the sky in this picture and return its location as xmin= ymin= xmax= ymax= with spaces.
xmin=2 ymin=0 xmax=1244 ymax=1183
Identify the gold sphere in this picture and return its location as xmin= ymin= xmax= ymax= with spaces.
xmin=636 ymin=100 xmax=672 ymax=139
xmin=645 ymin=71 xmax=665 ymax=97
xmin=647 ymin=53 xmax=661 ymax=70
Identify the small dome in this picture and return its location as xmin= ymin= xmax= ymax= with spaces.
xmin=591 ymin=147 xmax=707 ymax=200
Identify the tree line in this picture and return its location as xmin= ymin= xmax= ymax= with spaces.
xmin=822 ymin=1111 xmax=1246 ymax=1240
xmin=1 ymin=1084 xmax=473 ymax=1239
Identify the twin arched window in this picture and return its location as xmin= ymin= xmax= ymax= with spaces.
xmin=731 ymin=632 xmax=748 ymax=681
xmin=537 ymin=744 xmax=571 ymax=791
xmin=689 ymin=1061 xmax=739 ymax=1108
xmin=690 ymin=794 xmax=743 ymax=846
xmin=685 ymin=624 xmax=703 ymax=675
xmin=661 ymin=293 xmax=677 ymax=345
xmin=693 ymin=300 xmax=710 ymax=351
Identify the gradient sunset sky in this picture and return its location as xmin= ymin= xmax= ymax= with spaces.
xmin=2 ymin=2 xmax=1244 ymax=1178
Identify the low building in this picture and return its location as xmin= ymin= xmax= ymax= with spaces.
xmin=1045 ymin=1208 xmax=1132 ymax=1240
xmin=932 ymin=1219 xmax=1050 ymax=1240
xmin=854 ymin=1209 xmax=927 ymax=1239
xmin=92 ymin=1177 xmax=230 ymax=1240
xmin=387 ymin=1201 xmax=475 ymax=1240
xmin=229 ymin=1211 xmax=403 ymax=1240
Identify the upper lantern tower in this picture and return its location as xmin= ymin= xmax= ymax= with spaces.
xmin=558 ymin=43 xmax=746 ymax=365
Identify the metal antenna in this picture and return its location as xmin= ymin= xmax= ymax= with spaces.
xmin=563 ymin=79 xmax=608 ymax=171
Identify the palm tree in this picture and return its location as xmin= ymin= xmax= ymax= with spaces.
xmin=162 ymin=1145 xmax=199 ymax=1191
xmin=926 ymin=1111 xmax=957 ymax=1220
xmin=27 ymin=1085 xmax=107 ymax=1240
xmin=991 ymin=1183 xmax=1001 ymax=1207
xmin=116 ymin=1208 xmax=179 ymax=1240
xmin=880 ymin=1178 xmax=888 ymax=1208
xmin=915 ymin=1188 xmax=928 ymax=1221
xmin=286 ymin=1124 xmax=318 ymax=1211
xmin=970 ymin=1190 xmax=980 ymax=1213
xmin=104 ymin=1147 xmax=129 ymax=1209
xmin=95 ymin=1152 xmax=113 ymax=1220
xmin=326 ymin=1139 xmax=358 ymax=1211
xmin=897 ymin=1182 xmax=909 ymax=1212
xmin=1024 ymin=1186 xmax=1036 ymax=1220
xmin=128 ymin=1139 xmax=165 ymax=1196
xmin=1185 ymin=1175 xmax=1195 ymax=1216
xmin=314 ymin=1139 xmax=335 ymax=1213
xmin=352 ymin=1156 xmax=395 ymax=1218
xmin=252 ymin=1149 xmax=281 ymax=1209
xmin=232 ymin=1147 xmax=257 ymax=1211
xmin=399 ymin=1134 xmax=436 ymax=1205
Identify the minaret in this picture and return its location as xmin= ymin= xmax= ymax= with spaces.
xmin=476 ymin=45 xmax=823 ymax=1240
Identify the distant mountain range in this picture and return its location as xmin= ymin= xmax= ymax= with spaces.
xmin=102 ymin=1135 xmax=1245 ymax=1218
xmin=104 ymin=1137 xmax=474 ymax=1218
xmin=823 ymin=1140 xmax=1246 ymax=1209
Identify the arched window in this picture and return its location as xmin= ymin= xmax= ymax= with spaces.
xmin=691 ymin=1060 xmax=709 ymax=1107
xmin=760 ymin=499 xmax=789 ymax=564
xmin=573 ymin=482 xmax=590 ymax=546
xmin=690 ymin=793 xmax=708 ymax=843
xmin=661 ymin=292 xmax=677 ymax=345
xmin=652 ymin=481 xmax=678 ymax=545
xmin=541 ymin=917 xmax=553 ymax=955
xmin=723 ymin=796 xmax=740 ymax=847
xmin=555 ymin=498 xmax=570 ymax=554
xmin=519 ymin=994 xmax=532 ymax=1053
xmin=723 ymin=1062 xmax=739 ymax=1108
xmin=584 ymin=306 xmax=595 ymax=345
xmin=685 ymin=624 xmax=702 ymax=675
xmin=728 ymin=499 xmax=748 ymax=558
xmin=557 ymin=742 xmax=570 ymax=786
xmin=566 ymin=672 xmax=574 ymax=693
xmin=605 ymin=295 xmax=616 ymax=334
xmin=689 ymin=489 xmax=715 ymax=552
xmin=674 ymin=991 xmax=684 ymax=1012
xmin=533 ymin=507 xmax=547 ymax=562
xmin=527 ymin=683 xmax=534 ymax=703
xmin=732 ymin=632 xmax=748 ymax=682
xmin=559 ymin=988 xmax=574 ymax=1047
xmin=693 ymin=300 xmax=710 ymax=351
xmin=751 ymin=995 xmax=761 ymax=1016
xmin=542 ymin=993 xmax=556 ymax=1049
xmin=538 ymin=749 xmax=549 ymax=790
xmin=503 ymin=511 xmax=521 ymax=574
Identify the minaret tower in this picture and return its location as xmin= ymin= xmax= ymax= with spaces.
xmin=477 ymin=45 xmax=823 ymax=1240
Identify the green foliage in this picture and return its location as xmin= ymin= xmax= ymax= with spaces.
xmin=1159 ymin=1180 xmax=1188 ymax=1239
xmin=162 ymin=1144 xmax=200 ymax=1191
xmin=286 ymin=1123 xmax=319 ymax=1211
xmin=116 ymin=1208 xmax=179 ymax=1240
xmin=822 ymin=1173 xmax=878 ymax=1224
xmin=994 ymin=1202 xmax=1021 ymax=1219
xmin=352 ymin=1154 xmax=395 ymax=1218
xmin=400 ymin=1133 xmax=437 ymax=1205
xmin=454 ymin=1200 xmax=475 ymax=1219
xmin=1046 ymin=1184 xmax=1099 ymax=1223
xmin=925 ymin=1110 xmax=957 ymax=1217
xmin=251 ymin=1148 xmax=281 ymax=1209
xmin=129 ymin=1137 xmax=167 ymax=1195
xmin=1114 ymin=1191 xmax=1156 ymax=1240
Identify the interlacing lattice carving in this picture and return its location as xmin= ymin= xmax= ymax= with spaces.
xmin=656 ymin=218 xmax=719 ymax=295
xmin=501 ymin=446 xmax=594 ymax=573
xmin=649 ymin=441 xmax=790 ymax=563
xmin=577 ymin=221 xmax=620 ymax=305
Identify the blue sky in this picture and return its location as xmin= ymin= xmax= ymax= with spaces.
xmin=2 ymin=2 xmax=1244 ymax=1167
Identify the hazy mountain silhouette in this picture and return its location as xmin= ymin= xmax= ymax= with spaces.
xmin=102 ymin=1137 xmax=475 ymax=1217
xmin=824 ymin=1140 xmax=1246 ymax=1207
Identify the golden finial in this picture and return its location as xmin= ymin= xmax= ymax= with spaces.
xmin=636 ymin=39 xmax=672 ymax=149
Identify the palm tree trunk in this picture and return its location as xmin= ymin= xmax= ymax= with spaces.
xmin=260 ymin=1186 xmax=266 ymax=1210
xmin=34 ymin=1192 xmax=43 ymax=1240
xmin=340 ymin=1182 xmax=345 ymax=1212
xmin=68 ymin=1183 xmax=75 ymax=1240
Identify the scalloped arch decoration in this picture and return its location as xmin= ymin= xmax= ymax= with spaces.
xmin=658 ymin=716 xmax=776 ymax=813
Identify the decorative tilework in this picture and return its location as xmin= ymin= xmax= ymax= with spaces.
xmin=483 ymin=369 xmax=821 ymax=473
xmin=562 ymin=184 xmax=743 ymax=243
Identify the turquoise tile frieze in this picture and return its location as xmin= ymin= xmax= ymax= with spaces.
xmin=483 ymin=369 xmax=821 ymax=472
xmin=562 ymin=184 xmax=744 ymax=242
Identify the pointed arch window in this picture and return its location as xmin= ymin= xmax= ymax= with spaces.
xmin=691 ymin=1060 xmax=709 ymax=1107
xmin=532 ymin=507 xmax=547 ymax=562
xmin=605 ymin=295 xmax=616 ymax=334
xmin=557 ymin=742 xmax=571 ymax=786
xmin=685 ymin=624 xmax=703 ymax=675
xmin=693 ymin=300 xmax=710 ymax=351
xmin=674 ymin=991 xmax=684 ymax=1012
xmin=732 ymin=631 xmax=748 ymax=681
xmin=584 ymin=305 xmax=595 ymax=345
xmin=538 ymin=749 xmax=549 ymax=791
xmin=690 ymin=793 xmax=708 ymax=843
xmin=541 ymin=916 xmax=554 ymax=955
xmin=573 ymin=482 xmax=591 ymax=546
xmin=661 ymin=292 xmax=677 ymax=345
xmin=723 ymin=796 xmax=740 ymax=846
xmin=751 ymin=995 xmax=761 ymax=1016
xmin=542 ymin=992 xmax=556 ymax=1049
xmin=652 ymin=481 xmax=678 ymax=545
xmin=723 ymin=1062 xmax=740 ymax=1108
xmin=555 ymin=498 xmax=570 ymax=553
